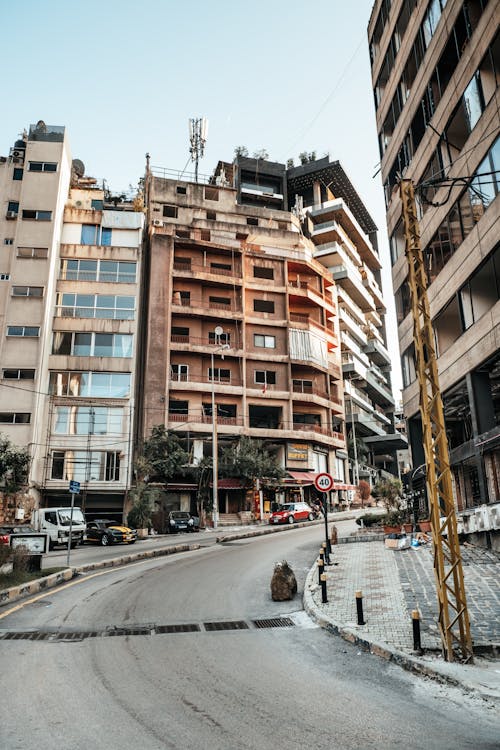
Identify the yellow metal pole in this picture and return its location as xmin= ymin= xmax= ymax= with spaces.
xmin=399 ymin=179 xmax=473 ymax=663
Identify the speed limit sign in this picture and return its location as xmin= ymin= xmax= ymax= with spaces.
xmin=314 ymin=472 xmax=334 ymax=492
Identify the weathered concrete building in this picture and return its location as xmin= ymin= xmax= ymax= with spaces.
xmin=0 ymin=123 xmax=144 ymax=521
xmin=368 ymin=0 xmax=499 ymax=511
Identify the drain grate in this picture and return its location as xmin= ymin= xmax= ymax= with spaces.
xmin=106 ymin=627 xmax=152 ymax=637
xmin=156 ymin=624 xmax=200 ymax=634
xmin=204 ymin=620 xmax=249 ymax=632
xmin=252 ymin=617 xmax=295 ymax=629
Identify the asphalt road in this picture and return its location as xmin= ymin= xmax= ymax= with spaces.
xmin=1 ymin=526 xmax=498 ymax=750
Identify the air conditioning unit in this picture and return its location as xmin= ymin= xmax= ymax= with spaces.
xmin=12 ymin=150 xmax=24 ymax=158
xmin=6 ymin=211 xmax=18 ymax=219
xmin=153 ymin=219 xmax=162 ymax=226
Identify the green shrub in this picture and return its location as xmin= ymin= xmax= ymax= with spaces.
xmin=356 ymin=512 xmax=385 ymax=527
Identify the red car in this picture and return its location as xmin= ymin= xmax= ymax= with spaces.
xmin=269 ymin=502 xmax=315 ymax=525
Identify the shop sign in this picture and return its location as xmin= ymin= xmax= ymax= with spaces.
xmin=287 ymin=442 xmax=308 ymax=461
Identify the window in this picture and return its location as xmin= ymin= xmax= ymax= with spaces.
xmin=7 ymin=201 xmax=19 ymax=215
xmin=28 ymin=162 xmax=57 ymax=172
xmin=53 ymin=406 xmax=123 ymax=436
xmin=209 ymin=296 xmax=230 ymax=307
xmin=247 ymin=217 xmax=258 ymax=226
xmin=171 ymin=326 xmax=190 ymax=342
xmin=459 ymin=245 xmax=500 ymax=329
xmin=171 ymin=364 xmax=189 ymax=381
xmin=12 ymin=286 xmax=43 ymax=297
xmin=4 ymin=239 xmax=14 ymax=245
xmin=0 ymin=413 xmax=30 ymax=424
xmin=208 ymin=368 xmax=231 ymax=383
xmin=13 ymin=168 xmax=23 ymax=181
xmin=253 ymin=266 xmax=274 ymax=280
xmin=208 ymin=331 xmax=230 ymax=345
xmin=17 ymin=247 xmax=48 ymax=258
xmin=80 ymin=225 xmax=112 ymax=246
xmin=49 ymin=371 xmax=131 ymax=398
xmin=2 ymin=369 xmax=35 ymax=380
xmin=254 ymin=334 xmax=276 ymax=348
xmin=206 ymin=210 xmax=216 ymax=221
xmin=52 ymin=332 xmax=133 ymax=357
xmin=0 ymin=274 xmax=10 ymax=281
xmin=56 ymin=293 xmax=135 ymax=320
xmin=50 ymin=450 xmax=121 ymax=482
xmin=7 ymin=326 xmax=39 ymax=337
xmin=176 ymin=186 xmax=187 ymax=195
xmin=169 ymin=399 xmax=188 ymax=415
xmin=60 ymin=259 xmax=136 ymax=283
xmin=210 ymin=262 xmax=231 ymax=271
xmin=163 ymin=205 xmax=178 ymax=218
xmin=204 ymin=187 xmax=219 ymax=201
xmin=91 ymin=199 xmax=104 ymax=210
xmin=401 ymin=344 xmax=416 ymax=387
xmin=255 ymin=370 xmax=276 ymax=385
xmin=254 ymin=299 xmax=275 ymax=313
xmin=22 ymin=209 xmax=52 ymax=221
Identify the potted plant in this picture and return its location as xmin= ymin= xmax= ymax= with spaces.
xmin=372 ymin=478 xmax=405 ymax=534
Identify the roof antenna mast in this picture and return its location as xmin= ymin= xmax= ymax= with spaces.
xmin=189 ymin=117 xmax=208 ymax=183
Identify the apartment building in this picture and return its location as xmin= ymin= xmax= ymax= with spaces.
xmin=139 ymin=153 xmax=401 ymax=517
xmin=369 ymin=0 xmax=499 ymax=507
xmin=231 ymin=155 xmax=404 ymax=482
xmin=140 ymin=164 xmax=346 ymax=517
xmin=0 ymin=123 xmax=144 ymax=521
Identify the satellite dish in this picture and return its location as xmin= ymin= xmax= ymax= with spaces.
xmin=214 ymin=326 xmax=224 ymax=337
xmin=72 ymin=159 xmax=85 ymax=177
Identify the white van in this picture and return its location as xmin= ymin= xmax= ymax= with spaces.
xmin=31 ymin=507 xmax=86 ymax=550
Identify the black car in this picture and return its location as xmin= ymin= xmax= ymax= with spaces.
xmin=85 ymin=519 xmax=137 ymax=546
xmin=167 ymin=511 xmax=199 ymax=534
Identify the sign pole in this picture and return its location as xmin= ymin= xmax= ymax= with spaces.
xmin=66 ymin=491 xmax=75 ymax=567
xmin=323 ymin=492 xmax=330 ymax=564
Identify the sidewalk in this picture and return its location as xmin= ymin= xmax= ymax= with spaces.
xmin=304 ymin=531 xmax=500 ymax=704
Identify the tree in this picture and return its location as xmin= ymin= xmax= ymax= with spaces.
xmin=252 ymin=148 xmax=269 ymax=160
xmin=234 ymin=145 xmax=249 ymax=158
xmin=372 ymin=477 xmax=404 ymax=523
xmin=0 ymin=434 xmax=30 ymax=492
xmin=219 ymin=437 xmax=284 ymax=490
xmin=358 ymin=480 xmax=371 ymax=506
xmin=298 ymin=151 xmax=317 ymax=165
xmin=139 ymin=425 xmax=188 ymax=484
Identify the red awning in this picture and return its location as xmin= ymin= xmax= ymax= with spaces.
xmin=286 ymin=471 xmax=318 ymax=485
xmin=210 ymin=478 xmax=244 ymax=489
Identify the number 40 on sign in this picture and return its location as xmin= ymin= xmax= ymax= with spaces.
xmin=314 ymin=473 xmax=334 ymax=492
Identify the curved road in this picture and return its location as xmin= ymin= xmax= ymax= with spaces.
xmin=0 ymin=526 xmax=498 ymax=749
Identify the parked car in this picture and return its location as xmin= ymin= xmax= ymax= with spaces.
xmin=0 ymin=525 xmax=37 ymax=545
xmin=85 ymin=519 xmax=137 ymax=546
xmin=167 ymin=511 xmax=199 ymax=533
xmin=269 ymin=502 xmax=315 ymax=525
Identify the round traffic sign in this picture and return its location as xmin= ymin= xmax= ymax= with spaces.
xmin=314 ymin=472 xmax=334 ymax=492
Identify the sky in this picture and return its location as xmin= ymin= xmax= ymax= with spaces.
xmin=0 ymin=0 xmax=403 ymax=397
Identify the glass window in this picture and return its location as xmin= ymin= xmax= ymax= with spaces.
xmin=101 ymin=228 xmax=112 ymax=246
xmin=7 ymin=326 xmax=39 ymax=337
xmin=13 ymin=168 xmax=23 ymax=181
xmin=73 ymin=333 xmax=92 ymax=356
xmin=81 ymin=225 xmax=98 ymax=245
xmin=7 ymin=201 xmax=19 ymax=213
xmin=463 ymin=73 xmax=484 ymax=132
xmin=254 ymin=334 xmax=276 ymax=348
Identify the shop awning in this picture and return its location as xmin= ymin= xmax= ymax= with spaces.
xmin=166 ymin=483 xmax=197 ymax=491
xmin=215 ymin=478 xmax=244 ymax=490
xmin=286 ymin=471 xmax=318 ymax=485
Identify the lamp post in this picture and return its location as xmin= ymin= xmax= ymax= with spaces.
xmin=348 ymin=394 xmax=359 ymax=488
xmin=211 ymin=326 xmax=229 ymax=530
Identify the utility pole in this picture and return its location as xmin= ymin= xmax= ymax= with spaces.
xmin=400 ymin=179 xmax=473 ymax=663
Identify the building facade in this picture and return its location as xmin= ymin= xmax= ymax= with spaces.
xmin=369 ymin=0 xmax=499 ymax=507
xmin=0 ymin=123 xmax=143 ymax=521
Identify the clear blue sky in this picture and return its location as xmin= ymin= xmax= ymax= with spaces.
xmin=0 ymin=0 xmax=403 ymax=397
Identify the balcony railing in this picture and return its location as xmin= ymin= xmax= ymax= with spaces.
xmin=292 ymin=383 xmax=329 ymax=400
xmin=172 ymin=296 xmax=242 ymax=313
xmin=55 ymin=306 xmax=135 ymax=320
xmin=167 ymin=412 xmax=243 ymax=426
xmin=170 ymin=334 xmax=238 ymax=348
xmin=170 ymin=374 xmax=243 ymax=387
xmin=173 ymin=260 xmax=242 ymax=277
xmin=292 ymin=423 xmax=344 ymax=440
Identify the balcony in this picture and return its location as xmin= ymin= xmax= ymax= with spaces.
xmin=309 ymin=199 xmax=380 ymax=269
xmin=170 ymin=374 xmax=243 ymax=388
xmin=173 ymin=259 xmax=242 ymax=281
xmin=289 ymin=313 xmax=337 ymax=347
xmin=171 ymin=294 xmax=243 ymax=316
xmin=339 ymin=308 xmax=367 ymax=346
xmin=328 ymin=261 xmax=375 ymax=312
xmin=363 ymin=337 xmax=391 ymax=366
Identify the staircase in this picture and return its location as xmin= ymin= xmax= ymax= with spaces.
xmin=217 ymin=513 xmax=243 ymax=527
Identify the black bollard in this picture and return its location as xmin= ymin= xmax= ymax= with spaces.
xmin=322 ymin=541 xmax=330 ymax=566
xmin=412 ymin=609 xmax=423 ymax=654
xmin=355 ymin=590 xmax=365 ymax=625
xmin=321 ymin=572 xmax=328 ymax=603
xmin=317 ymin=558 xmax=324 ymax=584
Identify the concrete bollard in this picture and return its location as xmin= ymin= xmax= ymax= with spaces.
xmin=355 ymin=590 xmax=365 ymax=625
xmin=412 ymin=609 xmax=423 ymax=654
xmin=330 ymin=524 xmax=338 ymax=546
xmin=321 ymin=572 xmax=328 ymax=603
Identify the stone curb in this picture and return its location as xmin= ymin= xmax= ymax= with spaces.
xmin=0 ymin=543 xmax=201 ymax=606
xmin=302 ymin=565 xmax=499 ymax=704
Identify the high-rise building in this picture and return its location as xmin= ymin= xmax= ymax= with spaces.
xmin=0 ymin=123 xmax=144 ymax=522
xmin=368 ymin=0 xmax=499 ymax=507
xmin=139 ymin=153 xmax=402 ymax=520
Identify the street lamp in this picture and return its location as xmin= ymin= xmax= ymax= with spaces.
xmin=211 ymin=326 xmax=229 ymax=530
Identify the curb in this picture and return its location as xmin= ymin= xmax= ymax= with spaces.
xmin=302 ymin=565 xmax=500 ymax=704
